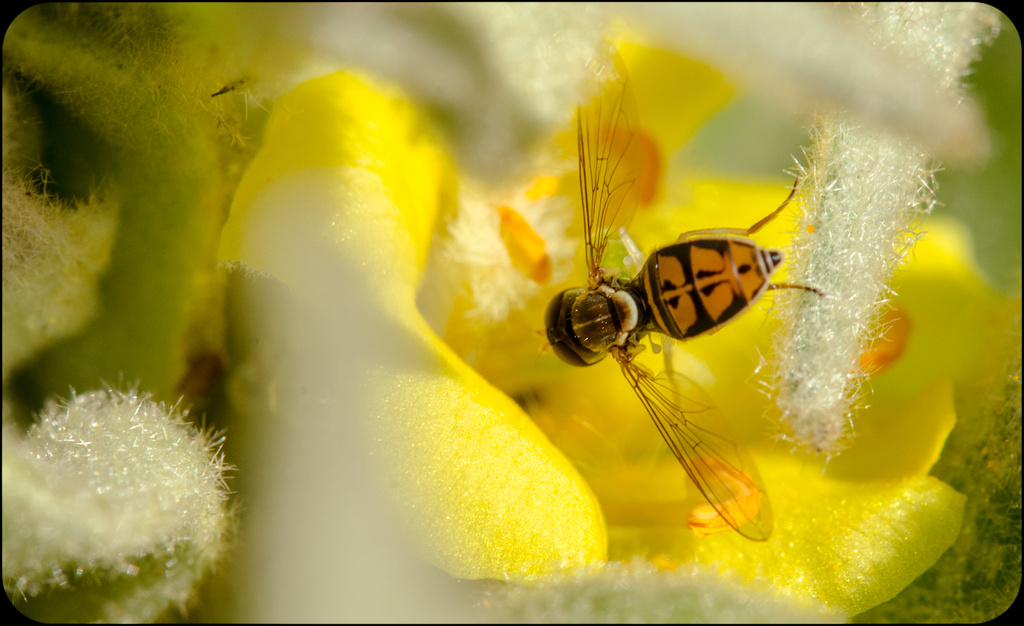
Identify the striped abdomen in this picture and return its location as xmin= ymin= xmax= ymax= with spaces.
xmin=637 ymin=238 xmax=781 ymax=339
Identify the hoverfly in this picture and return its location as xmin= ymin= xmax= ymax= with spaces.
xmin=545 ymin=56 xmax=821 ymax=541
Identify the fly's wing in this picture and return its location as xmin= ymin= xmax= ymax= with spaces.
xmin=618 ymin=359 xmax=774 ymax=541
xmin=578 ymin=54 xmax=642 ymax=286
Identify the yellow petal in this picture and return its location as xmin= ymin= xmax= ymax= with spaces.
xmin=826 ymin=378 xmax=957 ymax=480
xmin=367 ymin=355 xmax=607 ymax=579
xmin=218 ymin=71 xmax=445 ymax=286
xmin=606 ymin=455 xmax=966 ymax=617
xmin=759 ymin=463 xmax=967 ymax=616
xmin=881 ymin=216 xmax=1007 ymax=401
xmin=616 ymin=41 xmax=734 ymax=158
xmin=219 ymin=71 xmax=606 ymax=580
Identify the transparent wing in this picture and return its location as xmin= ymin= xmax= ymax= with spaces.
xmin=618 ymin=358 xmax=773 ymax=541
xmin=578 ymin=54 xmax=642 ymax=286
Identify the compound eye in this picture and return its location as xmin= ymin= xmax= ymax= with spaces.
xmin=550 ymin=338 xmax=593 ymax=367
xmin=544 ymin=289 xmax=604 ymax=367
xmin=544 ymin=290 xmax=573 ymax=335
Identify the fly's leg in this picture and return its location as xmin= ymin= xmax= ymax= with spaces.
xmin=768 ymin=282 xmax=824 ymax=297
xmin=676 ymin=175 xmax=800 ymax=242
xmin=660 ymin=337 xmax=674 ymax=374
xmin=743 ymin=174 xmax=801 ymax=235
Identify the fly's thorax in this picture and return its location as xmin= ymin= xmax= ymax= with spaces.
xmin=544 ymin=285 xmax=646 ymax=366
xmin=638 ymin=237 xmax=780 ymax=340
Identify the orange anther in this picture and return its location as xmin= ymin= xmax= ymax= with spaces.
xmin=497 ymin=205 xmax=552 ymax=284
xmin=859 ymin=307 xmax=912 ymax=376
xmin=686 ymin=457 xmax=762 ymax=536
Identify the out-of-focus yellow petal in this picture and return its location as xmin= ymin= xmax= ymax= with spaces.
xmin=827 ymin=378 xmax=957 ymax=480
xmin=219 ymin=71 xmax=606 ymax=580
xmin=617 ymin=41 xmax=734 ymax=159
xmin=879 ymin=216 xmax=1005 ymax=400
xmin=218 ymin=71 xmax=444 ymax=286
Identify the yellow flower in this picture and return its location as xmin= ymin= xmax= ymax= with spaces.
xmin=218 ymin=39 xmax=1010 ymax=621
xmin=7 ymin=4 xmax=1013 ymax=622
